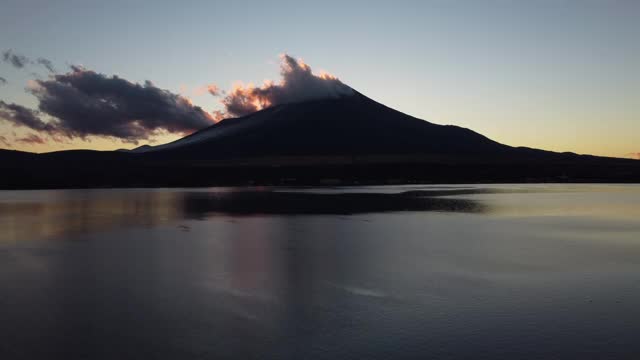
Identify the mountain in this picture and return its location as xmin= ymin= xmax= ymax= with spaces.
xmin=135 ymin=91 xmax=510 ymax=158
xmin=1 ymin=91 xmax=639 ymax=188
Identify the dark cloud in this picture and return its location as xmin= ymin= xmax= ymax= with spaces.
xmin=2 ymin=49 xmax=30 ymax=68
xmin=16 ymin=134 xmax=46 ymax=145
xmin=2 ymin=49 xmax=55 ymax=73
xmin=22 ymin=66 xmax=214 ymax=143
xmin=0 ymin=76 xmax=6 ymax=85
xmin=0 ymin=101 xmax=57 ymax=133
xmin=36 ymin=58 xmax=55 ymax=73
xmin=219 ymin=54 xmax=353 ymax=117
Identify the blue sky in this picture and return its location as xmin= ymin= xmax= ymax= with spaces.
xmin=0 ymin=0 xmax=638 ymax=157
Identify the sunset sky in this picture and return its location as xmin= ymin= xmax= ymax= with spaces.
xmin=0 ymin=0 xmax=638 ymax=158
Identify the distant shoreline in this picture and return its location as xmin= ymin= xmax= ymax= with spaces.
xmin=0 ymin=152 xmax=640 ymax=190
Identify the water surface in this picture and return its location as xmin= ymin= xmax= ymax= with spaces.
xmin=1 ymin=184 xmax=639 ymax=359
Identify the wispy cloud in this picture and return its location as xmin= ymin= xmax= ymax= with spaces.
xmin=2 ymin=49 xmax=30 ymax=68
xmin=0 ymin=101 xmax=55 ymax=133
xmin=0 ymin=135 xmax=11 ymax=147
xmin=36 ymin=57 xmax=55 ymax=73
xmin=2 ymin=49 xmax=56 ymax=73
xmin=206 ymin=84 xmax=221 ymax=96
xmin=16 ymin=133 xmax=46 ymax=145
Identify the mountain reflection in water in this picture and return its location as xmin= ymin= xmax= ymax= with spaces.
xmin=0 ymin=188 xmax=488 ymax=242
xmin=1 ymin=185 xmax=640 ymax=360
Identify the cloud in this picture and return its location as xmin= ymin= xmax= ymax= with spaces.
xmin=20 ymin=66 xmax=214 ymax=143
xmin=0 ymin=101 xmax=56 ymax=133
xmin=2 ymin=49 xmax=55 ymax=73
xmin=0 ymin=76 xmax=6 ymax=85
xmin=221 ymin=85 xmax=262 ymax=117
xmin=1 ymin=66 xmax=215 ymax=144
xmin=0 ymin=135 xmax=10 ymax=147
xmin=36 ymin=58 xmax=55 ymax=73
xmin=2 ymin=49 xmax=30 ymax=68
xmin=626 ymin=152 xmax=640 ymax=160
xmin=210 ymin=110 xmax=227 ymax=122
xmin=206 ymin=84 xmax=221 ymax=96
xmin=190 ymin=83 xmax=221 ymax=96
xmin=16 ymin=134 xmax=46 ymax=145
xmin=218 ymin=54 xmax=353 ymax=117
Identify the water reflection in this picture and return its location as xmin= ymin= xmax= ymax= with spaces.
xmin=181 ymin=190 xmax=487 ymax=216
xmin=0 ymin=188 xmax=487 ymax=243
xmin=2 ymin=185 xmax=640 ymax=359
xmin=0 ymin=190 xmax=182 ymax=243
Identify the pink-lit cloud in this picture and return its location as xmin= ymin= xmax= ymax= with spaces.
xmin=215 ymin=54 xmax=353 ymax=118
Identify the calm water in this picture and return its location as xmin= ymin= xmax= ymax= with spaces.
xmin=1 ymin=184 xmax=639 ymax=359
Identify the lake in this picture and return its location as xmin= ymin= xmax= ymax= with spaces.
xmin=1 ymin=184 xmax=639 ymax=359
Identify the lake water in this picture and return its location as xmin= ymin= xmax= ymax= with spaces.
xmin=1 ymin=184 xmax=639 ymax=359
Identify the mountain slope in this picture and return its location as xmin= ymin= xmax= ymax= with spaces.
xmin=139 ymin=91 xmax=512 ymax=159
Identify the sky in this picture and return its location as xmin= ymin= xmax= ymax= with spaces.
xmin=0 ymin=0 xmax=638 ymax=158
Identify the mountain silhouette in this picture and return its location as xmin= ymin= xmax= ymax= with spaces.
xmin=135 ymin=91 xmax=510 ymax=158
xmin=1 ymin=91 xmax=638 ymax=188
